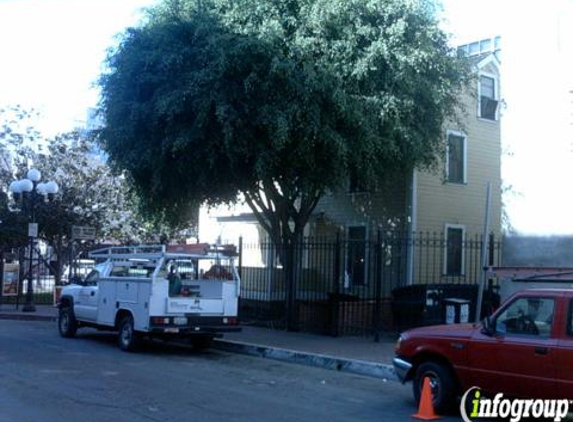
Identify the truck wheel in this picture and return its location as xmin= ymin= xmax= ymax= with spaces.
xmin=413 ymin=361 xmax=457 ymax=414
xmin=191 ymin=335 xmax=214 ymax=351
xmin=58 ymin=307 xmax=77 ymax=338
xmin=118 ymin=315 xmax=140 ymax=352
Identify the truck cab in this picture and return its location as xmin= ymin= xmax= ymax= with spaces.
xmin=394 ymin=288 xmax=573 ymax=414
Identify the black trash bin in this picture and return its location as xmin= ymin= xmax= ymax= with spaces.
xmin=391 ymin=284 xmax=447 ymax=329
xmin=393 ymin=283 xmax=500 ymax=329
xmin=391 ymin=285 xmax=426 ymax=330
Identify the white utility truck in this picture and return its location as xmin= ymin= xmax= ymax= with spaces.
xmin=57 ymin=243 xmax=241 ymax=351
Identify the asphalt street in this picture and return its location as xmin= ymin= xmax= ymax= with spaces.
xmin=0 ymin=321 xmax=459 ymax=422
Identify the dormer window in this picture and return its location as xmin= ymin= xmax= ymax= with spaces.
xmin=479 ymin=75 xmax=498 ymax=120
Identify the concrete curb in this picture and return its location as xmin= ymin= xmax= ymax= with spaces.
xmin=212 ymin=339 xmax=398 ymax=382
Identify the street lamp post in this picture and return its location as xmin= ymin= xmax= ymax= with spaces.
xmin=9 ymin=169 xmax=59 ymax=312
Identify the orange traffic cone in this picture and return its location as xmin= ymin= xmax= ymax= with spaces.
xmin=412 ymin=377 xmax=440 ymax=420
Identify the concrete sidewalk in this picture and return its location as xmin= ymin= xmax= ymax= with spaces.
xmin=217 ymin=325 xmax=398 ymax=380
xmin=0 ymin=304 xmax=398 ymax=380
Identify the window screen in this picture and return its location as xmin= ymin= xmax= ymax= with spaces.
xmin=480 ymin=76 xmax=495 ymax=98
xmin=480 ymin=76 xmax=498 ymax=120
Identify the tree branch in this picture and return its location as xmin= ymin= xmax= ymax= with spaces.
xmin=243 ymin=191 xmax=275 ymax=240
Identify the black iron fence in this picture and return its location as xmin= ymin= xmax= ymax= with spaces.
xmin=0 ymin=232 xmax=502 ymax=335
xmin=0 ymin=247 xmax=94 ymax=308
xmin=238 ymin=231 xmax=502 ymax=336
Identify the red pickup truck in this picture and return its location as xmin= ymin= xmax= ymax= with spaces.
xmin=393 ymin=288 xmax=573 ymax=413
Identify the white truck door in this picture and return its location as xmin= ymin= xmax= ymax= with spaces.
xmin=77 ymin=268 xmax=104 ymax=322
xmin=84 ymin=285 xmax=99 ymax=321
xmin=75 ymin=285 xmax=98 ymax=321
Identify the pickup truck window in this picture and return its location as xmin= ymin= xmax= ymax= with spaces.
xmin=496 ymin=297 xmax=554 ymax=338
xmin=85 ymin=270 xmax=100 ymax=285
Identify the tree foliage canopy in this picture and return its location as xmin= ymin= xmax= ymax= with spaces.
xmin=99 ymin=0 xmax=471 ymax=247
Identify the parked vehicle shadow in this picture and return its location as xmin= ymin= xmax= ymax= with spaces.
xmin=74 ymin=329 xmax=226 ymax=358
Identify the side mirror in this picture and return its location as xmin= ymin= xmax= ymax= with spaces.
xmin=69 ymin=275 xmax=83 ymax=285
xmin=481 ymin=316 xmax=496 ymax=336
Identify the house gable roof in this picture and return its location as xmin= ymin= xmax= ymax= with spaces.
xmin=471 ymin=52 xmax=501 ymax=73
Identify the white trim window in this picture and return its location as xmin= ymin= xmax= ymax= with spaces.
xmin=444 ymin=224 xmax=465 ymax=276
xmin=445 ymin=131 xmax=467 ymax=184
xmin=478 ymin=72 xmax=499 ymax=121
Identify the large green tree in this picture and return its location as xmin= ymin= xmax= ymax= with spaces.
xmin=98 ymin=0 xmax=471 ymax=329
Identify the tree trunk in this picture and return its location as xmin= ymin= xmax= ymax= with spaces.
xmin=280 ymin=228 xmax=304 ymax=332
xmin=54 ymin=236 xmax=64 ymax=286
xmin=243 ymin=185 xmax=321 ymax=332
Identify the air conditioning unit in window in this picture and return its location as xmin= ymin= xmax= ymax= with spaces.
xmin=480 ymin=97 xmax=498 ymax=120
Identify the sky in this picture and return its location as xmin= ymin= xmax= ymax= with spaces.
xmin=0 ymin=0 xmax=157 ymax=132
xmin=0 ymin=0 xmax=572 ymax=235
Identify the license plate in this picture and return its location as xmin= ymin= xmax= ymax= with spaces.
xmin=173 ymin=317 xmax=187 ymax=325
xmin=164 ymin=328 xmax=179 ymax=333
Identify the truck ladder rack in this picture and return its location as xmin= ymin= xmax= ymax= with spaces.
xmin=89 ymin=244 xmax=238 ymax=260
